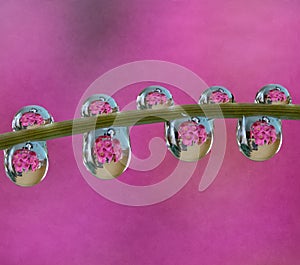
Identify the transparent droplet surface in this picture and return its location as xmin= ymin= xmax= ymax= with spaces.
xmin=4 ymin=142 xmax=48 ymax=187
xmin=82 ymin=94 xmax=131 ymax=179
xmin=255 ymin=84 xmax=291 ymax=105
xmin=12 ymin=105 xmax=54 ymax=131
xmin=237 ymin=116 xmax=282 ymax=161
xmin=199 ymin=86 xmax=235 ymax=104
xmin=166 ymin=117 xmax=213 ymax=162
xmin=83 ymin=127 xmax=131 ymax=179
xmin=136 ymin=85 xmax=174 ymax=110
xmin=81 ymin=94 xmax=119 ymax=117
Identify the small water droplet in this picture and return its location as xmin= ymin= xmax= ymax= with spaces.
xmin=136 ymin=86 xmax=174 ymax=110
xmin=12 ymin=105 xmax=54 ymax=131
xmin=199 ymin=86 xmax=234 ymax=104
xmin=255 ymin=84 xmax=291 ymax=105
xmin=81 ymin=94 xmax=119 ymax=117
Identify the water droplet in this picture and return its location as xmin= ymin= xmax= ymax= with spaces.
xmin=136 ymin=86 xmax=174 ymax=110
xmin=255 ymin=84 xmax=291 ymax=105
xmin=81 ymin=94 xmax=119 ymax=116
xmin=199 ymin=86 xmax=235 ymax=104
xmin=12 ymin=105 xmax=54 ymax=131
xmin=4 ymin=142 xmax=48 ymax=187
xmin=82 ymin=94 xmax=131 ymax=179
xmin=166 ymin=117 xmax=213 ymax=161
xmin=237 ymin=116 xmax=282 ymax=161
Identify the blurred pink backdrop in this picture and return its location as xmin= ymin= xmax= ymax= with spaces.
xmin=0 ymin=0 xmax=299 ymax=264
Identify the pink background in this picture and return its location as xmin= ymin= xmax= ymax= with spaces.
xmin=0 ymin=0 xmax=300 ymax=264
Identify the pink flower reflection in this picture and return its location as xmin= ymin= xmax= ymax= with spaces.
xmin=145 ymin=91 xmax=167 ymax=106
xmin=12 ymin=149 xmax=40 ymax=173
xmin=209 ymin=91 xmax=230 ymax=103
xmin=20 ymin=112 xmax=44 ymax=127
xmin=89 ymin=100 xmax=112 ymax=115
xmin=250 ymin=120 xmax=277 ymax=146
xmin=178 ymin=121 xmax=207 ymax=146
xmin=94 ymin=136 xmax=122 ymax=164
xmin=266 ymin=89 xmax=287 ymax=103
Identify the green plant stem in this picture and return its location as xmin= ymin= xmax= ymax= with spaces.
xmin=0 ymin=103 xmax=299 ymax=150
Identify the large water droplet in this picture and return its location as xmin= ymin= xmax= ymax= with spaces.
xmin=166 ymin=117 xmax=214 ymax=161
xmin=237 ymin=116 xmax=282 ymax=161
xmin=4 ymin=142 xmax=48 ymax=187
xmin=82 ymin=94 xmax=131 ymax=179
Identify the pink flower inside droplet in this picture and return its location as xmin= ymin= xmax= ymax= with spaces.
xmin=94 ymin=136 xmax=122 ymax=164
xmin=12 ymin=149 xmax=40 ymax=173
xmin=145 ymin=91 xmax=168 ymax=106
xmin=266 ymin=89 xmax=287 ymax=103
xmin=89 ymin=100 xmax=113 ymax=115
xmin=20 ymin=112 xmax=44 ymax=127
xmin=250 ymin=120 xmax=277 ymax=146
xmin=178 ymin=121 xmax=207 ymax=146
xmin=209 ymin=91 xmax=230 ymax=103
